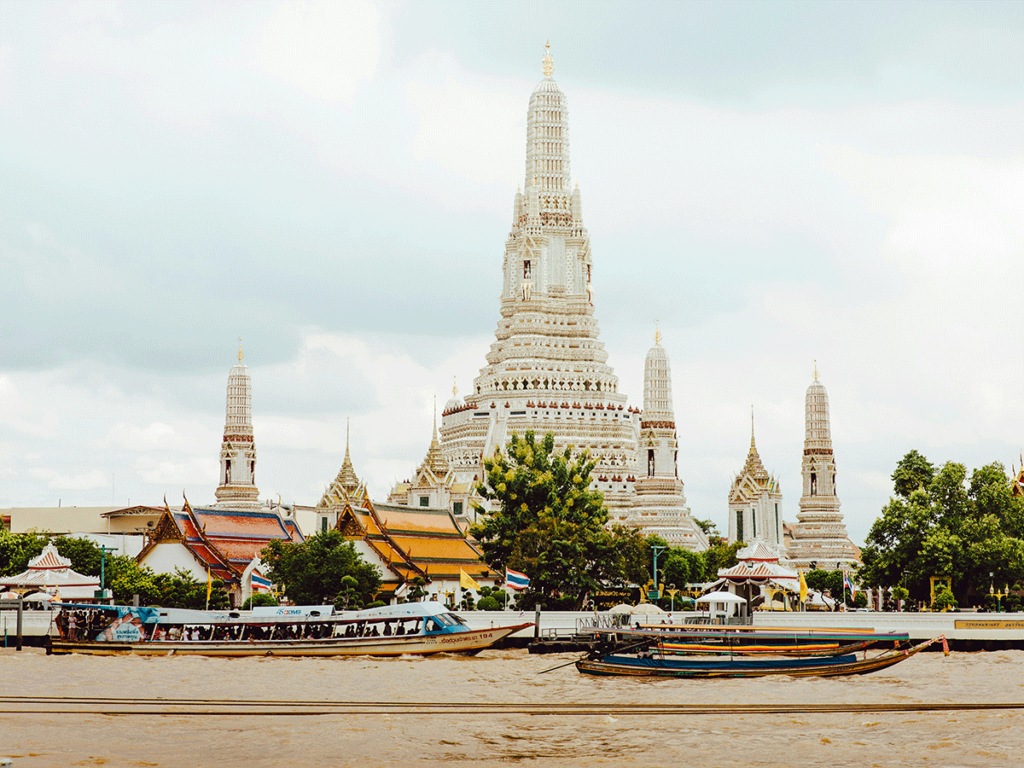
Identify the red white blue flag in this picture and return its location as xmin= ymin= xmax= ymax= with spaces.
xmin=843 ymin=571 xmax=857 ymax=598
xmin=505 ymin=568 xmax=530 ymax=590
xmin=251 ymin=571 xmax=273 ymax=592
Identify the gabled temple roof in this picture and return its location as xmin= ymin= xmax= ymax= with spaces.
xmin=334 ymin=499 xmax=498 ymax=584
xmin=137 ymin=501 xmax=304 ymax=585
xmin=736 ymin=539 xmax=782 ymax=562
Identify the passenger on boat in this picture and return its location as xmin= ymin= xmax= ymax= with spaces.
xmin=383 ymin=622 xmax=392 ymax=636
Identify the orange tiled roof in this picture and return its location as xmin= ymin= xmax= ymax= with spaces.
xmin=373 ymin=504 xmax=464 ymax=537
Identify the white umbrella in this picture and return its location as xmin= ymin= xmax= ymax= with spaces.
xmin=631 ymin=603 xmax=666 ymax=614
xmin=608 ymin=603 xmax=636 ymax=614
xmin=23 ymin=592 xmax=55 ymax=602
xmin=696 ymin=591 xmax=747 ymax=604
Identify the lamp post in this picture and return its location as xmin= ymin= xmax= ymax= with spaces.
xmin=650 ymin=545 xmax=666 ymax=601
xmin=97 ymin=545 xmax=117 ymax=603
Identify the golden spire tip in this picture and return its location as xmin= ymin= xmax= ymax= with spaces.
xmin=653 ymin=319 xmax=662 ymax=345
xmin=542 ymin=40 xmax=554 ymax=78
xmin=813 ymin=359 xmax=819 ymax=382
xmin=238 ymin=337 xmax=244 ymax=362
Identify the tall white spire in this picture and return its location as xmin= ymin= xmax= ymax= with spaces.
xmin=440 ymin=43 xmax=639 ymax=514
xmin=213 ymin=343 xmax=260 ymax=509
xmin=787 ymin=366 xmax=860 ymax=568
xmin=524 ymin=42 xmax=572 ymax=197
xmin=628 ymin=331 xmax=708 ymax=551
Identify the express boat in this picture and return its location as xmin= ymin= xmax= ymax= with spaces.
xmin=47 ymin=601 xmax=531 ymax=657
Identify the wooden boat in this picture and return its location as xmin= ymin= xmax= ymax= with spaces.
xmin=47 ymin=601 xmax=531 ymax=657
xmin=575 ymin=636 xmax=941 ymax=678
xmin=586 ymin=625 xmax=910 ymax=657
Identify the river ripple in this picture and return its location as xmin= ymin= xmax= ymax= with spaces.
xmin=1 ymin=647 xmax=1022 ymax=767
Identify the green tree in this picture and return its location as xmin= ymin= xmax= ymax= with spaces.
xmin=891 ymin=449 xmax=935 ymax=499
xmin=471 ymin=431 xmax=621 ymax=610
xmin=861 ymin=452 xmax=1024 ymax=605
xmin=261 ymin=530 xmax=382 ymax=607
xmin=106 ymin=556 xmax=161 ymax=605
xmin=242 ymin=593 xmax=279 ymax=610
xmin=694 ymin=518 xmax=720 ymax=539
xmin=660 ymin=547 xmax=706 ymax=587
xmin=0 ymin=530 xmax=47 ymax=577
xmin=703 ymin=539 xmax=742 ymax=576
xmin=52 ymin=535 xmax=105 ymax=576
xmin=399 ymin=576 xmax=428 ymax=604
xmin=932 ymin=584 xmax=957 ymax=611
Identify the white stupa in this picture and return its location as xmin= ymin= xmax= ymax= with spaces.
xmin=786 ymin=365 xmax=861 ymax=568
xmin=440 ymin=43 xmax=640 ymax=513
xmin=626 ymin=329 xmax=709 ymax=549
xmin=212 ymin=341 xmax=260 ymax=510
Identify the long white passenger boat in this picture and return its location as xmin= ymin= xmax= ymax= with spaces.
xmin=47 ymin=601 xmax=531 ymax=657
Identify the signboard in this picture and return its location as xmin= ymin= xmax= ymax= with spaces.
xmin=647 ymin=589 xmax=661 ymax=601
xmin=954 ymin=619 xmax=1024 ymax=630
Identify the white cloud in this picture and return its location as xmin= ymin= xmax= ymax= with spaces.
xmin=257 ymin=0 xmax=381 ymax=103
xmin=28 ymin=467 xmax=109 ymax=491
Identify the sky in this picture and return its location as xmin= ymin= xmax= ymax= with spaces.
xmin=1 ymin=0 xmax=1021 ymax=546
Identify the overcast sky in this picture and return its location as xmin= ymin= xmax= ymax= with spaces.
xmin=1 ymin=0 xmax=1021 ymax=545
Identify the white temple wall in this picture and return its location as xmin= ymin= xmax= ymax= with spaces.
xmin=140 ymin=542 xmax=208 ymax=582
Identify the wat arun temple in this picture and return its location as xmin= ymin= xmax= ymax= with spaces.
xmin=379 ymin=46 xmax=856 ymax=564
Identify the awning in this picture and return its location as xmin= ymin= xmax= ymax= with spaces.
xmin=696 ymin=591 xmax=747 ymax=604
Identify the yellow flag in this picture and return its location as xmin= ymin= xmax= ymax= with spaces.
xmin=799 ymin=571 xmax=808 ymax=604
xmin=460 ymin=569 xmax=481 ymax=591
xmin=206 ymin=569 xmax=213 ymax=603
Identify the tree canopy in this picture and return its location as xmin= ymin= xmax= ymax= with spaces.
xmin=261 ymin=530 xmax=382 ymax=608
xmin=860 ymin=452 xmax=1024 ymax=605
xmin=471 ymin=431 xmax=651 ymax=609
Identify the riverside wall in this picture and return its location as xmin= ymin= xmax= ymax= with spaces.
xmin=460 ymin=609 xmax=1024 ymax=651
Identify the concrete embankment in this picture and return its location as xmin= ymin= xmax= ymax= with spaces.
xmin=460 ymin=610 xmax=1024 ymax=652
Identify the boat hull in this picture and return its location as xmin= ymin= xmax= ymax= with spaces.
xmin=576 ymin=639 xmax=937 ymax=679
xmin=47 ymin=623 xmax=532 ymax=658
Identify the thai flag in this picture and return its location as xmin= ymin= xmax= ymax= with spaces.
xmin=505 ymin=568 xmax=530 ymax=590
xmin=251 ymin=572 xmax=273 ymax=592
xmin=843 ymin=571 xmax=857 ymax=598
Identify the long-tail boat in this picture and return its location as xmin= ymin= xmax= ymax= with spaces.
xmin=589 ymin=625 xmax=911 ymax=657
xmin=575 ymin=634 xmax=942 ymax=678
xmin=577 ymin=637 xmax=939 ymax=678
xmin=47 ymin=601 xmax=530 ymax=657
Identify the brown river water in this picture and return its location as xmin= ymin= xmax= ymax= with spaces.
xmin=1 ymin=647 xmax=1023 ymax=767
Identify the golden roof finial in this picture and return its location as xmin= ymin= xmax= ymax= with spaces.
xmin=751 ymin=405 xmax=755 ymax=446
xmin=542 ymin=40 xmax=554 ymax=78
xmin=813 ymin=359 xmax=819 ymax=382
xmin=452 ymin=375 xmax=458 ymax=397
xmin=653 ymin=319 xmax=662 ymax=345
xmin=238 ymin=337 xmax=244 ymax=362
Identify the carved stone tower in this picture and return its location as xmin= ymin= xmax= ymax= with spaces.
xmin=787 ymin=367 xmax=860 ymax=568
xmin=440 ymin=43 xmax=640 ymax=513
xmin=213 ymin=341 xmax=260 ymax=509
xmin=627 ymin=330 xmax=708 ymax=550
